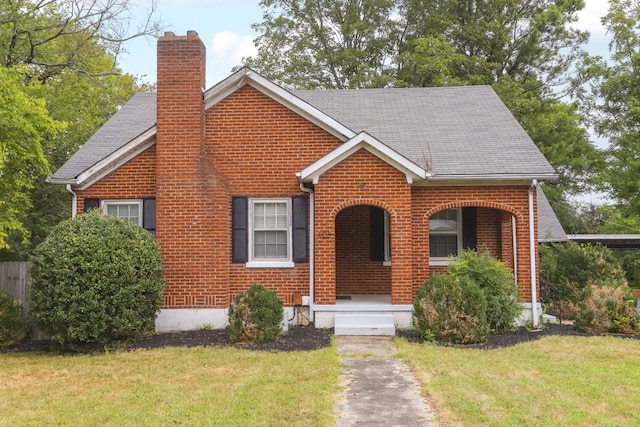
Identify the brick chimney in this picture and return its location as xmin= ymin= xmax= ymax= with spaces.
xmin=155 ymin=31 xmax=219 ymax=309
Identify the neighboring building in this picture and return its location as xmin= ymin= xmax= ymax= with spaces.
xmin=49 ymin=31 xmax=560 ymax=334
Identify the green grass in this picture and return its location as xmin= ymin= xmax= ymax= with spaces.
xmin=396 ymin=335 xmax=640 ymax=426
xmin=0 ymin=345 xmax=339 ymax=426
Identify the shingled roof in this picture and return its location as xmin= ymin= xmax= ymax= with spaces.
xmin=50 ymin=92 xmax=156 ymax=182
xmin=293 ymin=86 xmax=556 ymax=179
xmin=50 ymin=72 xmax=556 ymax=184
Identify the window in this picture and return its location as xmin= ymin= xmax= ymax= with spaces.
xmin=429 ymin=208 xmax=462 ymax=264
xmin=249 ymin=199 xmax=293 ymax=267
xmin=103 ymin=200 xmax=143 ymax=226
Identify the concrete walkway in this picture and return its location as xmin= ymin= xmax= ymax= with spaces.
xmin=335 ymin=336 xmax=438 ymax=426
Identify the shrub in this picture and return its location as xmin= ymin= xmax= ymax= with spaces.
xmin=448 ymin=250 xmax=521 ymax=332
xmin=0 ymin=291 xmax=28 ymax=348
xmin=574 ymin=284 xmax=640 ymax=334
xmin=413 ymin=274 xmax=489 ymax=344
xmin=229 ymin=284 xmax=284 ymax=344
xmin=30 ymin=210 xmax=165 ymax=350
xmin=540 ymin=242 xmax=628 ymax=321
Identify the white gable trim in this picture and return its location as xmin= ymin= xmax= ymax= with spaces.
xmin=73 ymin=128 xmax=157 ymax=190
xmin=298 ymin=131 xmax=427 ymax=184
xmin=204 ymin=68 xmax=355 ymax=142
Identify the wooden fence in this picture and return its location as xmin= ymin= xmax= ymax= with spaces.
xmin=0 ymin=261 xmax=31 ymax=312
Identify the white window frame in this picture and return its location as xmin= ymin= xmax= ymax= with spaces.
xmin=102 ymin=200 xmax=143 ymax=227
xmin=383 ymin=210 xmax=392 ymax=266
xmin=247 ymin=198 xmax=294 ymax=268
xmin=429 ymin=208 xmax=463 ymax=266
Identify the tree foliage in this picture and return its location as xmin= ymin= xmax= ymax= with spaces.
xmin=0 ymin=0 xmax=161 ymax=258
xmin=244 ymin=0 xmax=399 ymax=89
xmin=0 ymin=65 xmax=62 ymax=250
xmin=584 ymin=0 xmax=640 ymax=215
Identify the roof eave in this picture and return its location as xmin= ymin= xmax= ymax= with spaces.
xmin=414 ymin=173 xmax=559 ymax=186
xmin=71 ymin=128 xmax=156 ymax=190
xmin=298 ymin=131 xmax=428 ymax=185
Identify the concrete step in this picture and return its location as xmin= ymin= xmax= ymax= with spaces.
xmin=334 ymin=312 xmax=396 ymax=336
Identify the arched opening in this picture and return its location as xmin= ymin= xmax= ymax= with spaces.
xmin=335 ymin=205 xmax=392 ymax=300
xmin=428 ymin=205 xmax=517 ymax=272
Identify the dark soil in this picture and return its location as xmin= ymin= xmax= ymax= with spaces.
xmin=4 ymin=323 xmax=639 ymax=354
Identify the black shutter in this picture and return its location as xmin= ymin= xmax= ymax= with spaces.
xmin=292 ymin=195 xmax=309 ymax=263
xmin=462 ymin=207 xmax=477 ymax=250
xmin=370 ymin=206 xmax=385 ymax=261
xmin=84 ymin=198 xmax=100 ymax=212
xmin=232 ymin=197 xmax=248 ymax=263
xmin=143 ymin=198 xmax=156 ymax=236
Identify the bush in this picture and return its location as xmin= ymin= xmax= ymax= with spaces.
xmin=574 ymin=284 xmax=640 ymax=334
xmin=413 ymin=274 xmax=489 ymax=344
xmin=540 ymin=242 xmax=628 ymax=321
xmin=30 ymin=210 xmax=165 ymax=350
xmin=0 ymin=291 xmax=28 ymax=348
xmin=229 ymin=284 xmax=284 ymax=344
xmin=448 ymin=250 xmax=521 ymax=332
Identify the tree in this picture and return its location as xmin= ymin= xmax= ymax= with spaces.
xmin=0 ymin=65 xmax=62 ymax=250
xmin=398 ymin=0 xmax=588 ymax=89
xmin=0 ymin=0 xmax=161 ymax=258
xmin=244 ymin=0 xmax=399 ymax=89
xmin=586 ymin=0 xmax=640 ymax=215
xmin=0 ymin=0 xmax=161 ymax=83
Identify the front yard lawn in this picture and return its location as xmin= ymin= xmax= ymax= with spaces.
xmin=397 ymin=335 xmax=640 ymax=426
xmin=0 ymin=345 xmax=339 ymax=426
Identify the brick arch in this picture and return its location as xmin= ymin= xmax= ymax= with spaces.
xmin=425 ymin=201 xmax=522 ymax=222
xmin=330 ymin=199 xmax=396 ymax=220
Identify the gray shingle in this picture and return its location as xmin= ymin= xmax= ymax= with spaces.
xmin=50 ymin=92 xmax=157 ymax=181
xmin=293 ymin=86 xmax=555 ymax=177
xmin=52 ymin=84 xmax=555 ymax=182
xmin=537 ymin=187 xmax=567 ymax=242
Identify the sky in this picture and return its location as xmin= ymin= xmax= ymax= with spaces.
xmin=120 ymin=0 xmax=613 ymax=88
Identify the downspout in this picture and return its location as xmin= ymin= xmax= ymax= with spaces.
xmin=512 ymin=216 xmax=518 ymax=285
xmin=66 ymin=184 xmax=77 ymax=218
xmin=528 ymin=179 xmax=538 ymax=327
xmin=298 ymin=179 xmax=315 ymax=323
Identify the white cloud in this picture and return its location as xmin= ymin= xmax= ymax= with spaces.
xmin=211 ymin=31 xmax=257 ymax=65
xmin=576 ymin=0 xmax=609 ymax=36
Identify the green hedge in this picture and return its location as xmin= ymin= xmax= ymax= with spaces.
xmin=30 ymin=210 xmax=165 ymax=350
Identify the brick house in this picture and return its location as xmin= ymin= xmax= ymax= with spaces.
xmin=48 ymin=31 xmax=563 ymax=334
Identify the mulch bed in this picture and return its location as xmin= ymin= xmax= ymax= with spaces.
xmin=3 ymin=323 xmax=639 ymax=354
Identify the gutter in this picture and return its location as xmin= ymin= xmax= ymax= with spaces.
xmin=528 ymin=179 xmax=538 ymax=327
xmin=297 ymin=175 xmax=315 ymax=323
xmin=66 ymin=184 xmax=77 ymax=218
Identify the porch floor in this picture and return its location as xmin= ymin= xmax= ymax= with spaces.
xmin=335 ymin=294 xmax=391 ymax=305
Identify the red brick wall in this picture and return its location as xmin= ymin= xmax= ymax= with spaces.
xmin=77 ymin=146 xmax=156 ymax=212
xmin=335 ymin=205 xmax=391 ymax=295
xmin=206 ymin=85 xmax=341 ymax=303
xmin=477 ymin=207 xmax=501 ymax=257
xmin=412 ymin=186 xmax=537 ymax=302
xmin=314 ymin=149 xmax=413 ymax=305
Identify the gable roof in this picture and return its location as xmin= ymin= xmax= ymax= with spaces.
xmin=49 ymin=92 xmax=156 ymax=184
xmin=298 ymin=131 xmax=427 ymax=184
xmin=49 ymin=68 xmax=556 ymax=186
xmin=293 ymin=86 xmax=556 ymax=180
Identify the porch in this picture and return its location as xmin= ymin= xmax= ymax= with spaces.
xmin=313 ymin=294 xmax=413 ymax=335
